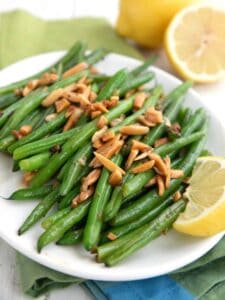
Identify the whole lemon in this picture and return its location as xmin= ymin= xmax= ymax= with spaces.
xmin=116 ymin=0 xmax=199 ymax=48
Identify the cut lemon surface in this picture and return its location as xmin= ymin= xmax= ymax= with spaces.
xmin=165 ymin=5 xmax=225 ymax=83
xmin=174 ymin=156 xmax=225 ymax=236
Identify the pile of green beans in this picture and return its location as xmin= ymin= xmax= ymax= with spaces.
xmin=0 ymin=42 xmax=209 ymax=266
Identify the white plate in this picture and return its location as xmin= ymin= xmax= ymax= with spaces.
xmin=0 ymin=52 xmax=224 ymax=281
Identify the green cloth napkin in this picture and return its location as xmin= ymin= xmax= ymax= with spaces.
xmin=0 ymin=10 xmax=142 ymax=69
xmin=1 ymin=9 xmax=225 ymax=299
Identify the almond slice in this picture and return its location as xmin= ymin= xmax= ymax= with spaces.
xmin=130 ymin=160 xmax=155 ymax=174
xmin=134 ymin=150 xmax=152 ymax=161
xmin=138 ymin=115 xmax=155 ymax=127
xmin=145 ymin=177 xmax=157 ymax=188
xmin=145 ymin=107 xmax=163 ymax=124
xmin=92 ymin=126 xmax=108 ymax=143
xmin=97 ymin=116 xmax=108 ymax=129
xmin=154 ymin=137 xmax=169 ymax=148
xmin=63 ymin=107 xmax=83 ymax=131
xmin=91 ymin=110 xmax=102 ymax=119
xmin=125 ymin=149 xmax=139 ymax=170
xmin=132 ymin=140 xmax=151 ymax=152
xmin=55 ymin=98 xmax=70 ymax=113
xmin=156 ymin=175 xmax=165 ymax=196
xmin=173 ymin=191 xmax=182 ymax=202
xmin=42 ymin=88 xmax=64 ymax=107
xmin=120 ymin=124 xmax=149 ymax=135
xmin=12 ymin=130 xmax=23 ymax=140
xmin=101 ymin=131 xmax=115 ymax=142
xmin=63 ymin=62 xmax=88 ymax=78
xmin=170 ymin=169 xmax=184 ymax=179
xmin=109 ymin=170 xmax=123 ymax=186
xmin=94 ymin=152 xmax=125 ymax=175
xmin=45 ymin=113 xmax=57 ymax=122
xmin=81 ymin=169 xmax=101 ymax=191
xmin=107 ymin=232 xmax=117 ymax=241
xmin=133 ymin=92 xmax=148 ymax=110
xmin=19 ymin=125 xmax=32 ymax=136
xmin=149 ymin=152 xmax=168 ymax=176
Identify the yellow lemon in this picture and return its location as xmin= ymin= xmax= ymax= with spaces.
xmin=174 ymin=156 xmax=225 ymax=236
xmin=116 ymin=0 xmax=198 ymax=48
xmin=165 ymin=5 xmax=225 ymax=82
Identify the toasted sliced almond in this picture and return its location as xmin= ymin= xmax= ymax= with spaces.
xmin=132 ymin=140 xmax=151 ymax=152
xmin=23 ymin=79 xmax=39 ymax=96
xmin=165 ymin=156 xmax=171 ymax=188
xmin=130 ymin=160 xmax=155 ymax=174
xmin=89 ymin=66 xmax=98 ymax=74
xmin=92 ymin=126 xmax=108 ymax=143
xmin=107 ymin=232 xmax=117 ymax=241
xmin=92 ymin=139 xmax=104 ymax=149
xmin=154 ymin=137 xmax=169 ymax=148
xmin=20 ymin=125 xmax=32 ymax=136
xmin=89 ymin=91 xmax=97 ymax=102
xmin=55 ymin=98 xmax=70 ymax=113
xmin=170 ymin=169 xmax=184 ymax=179
xmin=91 ymin=110 xmax=102 ymax=119
xmin=91 ymin=102 xmax=108 ymax=113
xmin=173 ymin=191 xmax=182 ymax=202
xmin=42 ymin=88 xmax=64 ymax=107
xmin=125 ymin=149 xmax=139 ymax=170
xmin=145 ymin=177 xmax=157 ymax=188
xmin=133 ymin=92 xmax=148 ymax=110
xmin=109 ymin=170 xmax=123 ymax=186
xmin=81 ymin=169 xmax=101 ymax=191
xmin=101 ymin=131 xmax=115 ymax=142
xmin=39 ymin=72 xmax=58 ymax=86
xmin=45 ymin=113 xmax=57 ymax=122
xmin=63 ymin=107 xmax=83 ymax=131
xmin=12 ymin=130 xmax=23 ymax=140
xmin=103 ymin=96 xmax=119 ymax=109
xmin=120 ymin=124 xmax=149 ymax=135
xmin=79 ymin=186 xmax=94 ymax=202
xmin=94 ymin=152 xmax=125 ymax=175
xmin=145 ymin=107 xmax=163 ymax=124
xmin=135 ymin=150 xmax=153 ymax=161
xmin=125 ymin=89 xmax=135 ymax=98
xmin=23 ymin=172 xmax=35 ymax=186
xmin=63 ymin=62 xmax=88 ymax=78
xmin=97 ymin=116 xmax=108 ymax=129
xmin=138 ymin=115 xmax=155 ymax=127
xmin=149 ymin=152 xmax=168 ymax=176
xmin=110 ymin=115 xmax=125 ymax=127
xmin=156 ymin=175 xmax=165 ymax=196
xmin=71 ymin=195 xmax=80 ymax=208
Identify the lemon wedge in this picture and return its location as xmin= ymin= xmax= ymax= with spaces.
xmin=165 ymin=5 xmax=225 ymax=83
xmin=174 ymin=156 xmax=225 ymax=236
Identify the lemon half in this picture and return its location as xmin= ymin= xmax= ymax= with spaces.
xmin=165 ymin=5 xmax=225 ymax=82
xmin=174 ymin=156 xmax=225 ymax=236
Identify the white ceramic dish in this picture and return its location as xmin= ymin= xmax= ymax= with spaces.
xmin=0 ymin=52 xmax=224 ymax=281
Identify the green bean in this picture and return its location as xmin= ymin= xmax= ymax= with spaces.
xmin=85 ymin=48 xmax=108 ymax=65
xmin=30 ymin=96 xmax=135 ymax=188
xmin=32 ymin=106 xmax=55 ymax=130
xmin=163 ymin=81 xmax=192 ymax=110
xmin=12 ymin=160 xmax=19 ymax=172
xmin=9 ymin=112 xmax=67 ymax=153
xmin=178 ymin=107 xmax=192 ymax=127
xmin=103 ymin=200 xmax=186 ymax=266
xmin=91 ymin=83 xmax=100 ymax=94
xmin=200 ymin=149 xmax=212 ymax=156
xmin=41 ymin=207 xmax=71 ymax=230
xmin=103 ymin=186 xmax=123 ymax=222
xmin=181 ymin=108 xmax=206 ymax=136
xmin=9 ymin=185 xmax=53 ymax=200
xmin=123 ymin=131 xmax=205 ymax=198
xmin=37 ymin=199 xmax=91 ymax=252
xmin=60 ymin=143 xmax=92 ymax=195
xmin=57 ymin=228 xmax=83 ymax=246
xmin=114 ymin=128 xmax=207 ymax=226
xmin=103 ymin=198 xmax=173 ymax=244
xmin=19 ymin=151 xmax=51 ymax=172
xmin=96 ymin=69 xmax=127 ymax=101
xmin=83 ymin=154 xmax=122 ymax=251
xmin=18 ymin=189 xmax=59 ymax=235
xmin=1 ymin=71 xmax=87 ymax=137
xmin=76 ymin=42 xmax=87 ymax=63
xmin=0 ymin=100 xmax=22 ymax=129
xmin=58 ymin=186 xmax=80 ymax=210
xmin=0 ymin=93 xmax=20 ymax=109
xmin=0 ymin=41 xmax=83 ymax=95
xmin=0 ymin=134 xmax=15 ymax=151
xmin=119 ymin=71 xmax=154 ymax=96
xmin=130 ymin=55 xmax=157 ymax=77
xmin=13 ymin=127 xmax=80 ymax=160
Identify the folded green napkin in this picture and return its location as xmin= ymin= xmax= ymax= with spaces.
xmin=0 ymin=10 xmax=142 ymax=69
xmin=1 ymin=9 xmax=225 ymax=299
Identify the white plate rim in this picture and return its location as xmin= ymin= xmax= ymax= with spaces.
xmin=0 ymin=51 xmax=224 ymax=281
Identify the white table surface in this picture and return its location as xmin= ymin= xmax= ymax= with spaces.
xmin=0 ymin=1 xmax=225 ymax=299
